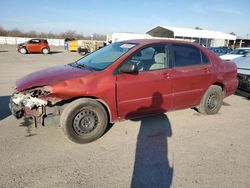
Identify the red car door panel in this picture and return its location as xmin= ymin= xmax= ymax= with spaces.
xmin=172 ymin=65 xmax=213 ymax=109
xmin=116 ymin=44 xmax=173 ymax=119
xmin=171 ymin=44 xmax=213 ymax=109
xmin=116 ymin=69 xmax=173 ymax=119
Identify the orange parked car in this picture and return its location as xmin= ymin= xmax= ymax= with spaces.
xmin=17 ymin=39 xmax=50 ymax=54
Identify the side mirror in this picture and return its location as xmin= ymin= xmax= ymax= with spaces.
xmin=120 ymin=64 xmax=138 ymax=73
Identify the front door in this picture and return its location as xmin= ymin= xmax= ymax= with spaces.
xmin=27 ymin=39 xmax=41 ymax=52
xmin=116 ymin=44 xmax=173 ymax=119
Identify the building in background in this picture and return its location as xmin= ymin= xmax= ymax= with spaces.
xmin=232 ymin=38 xmax=250 ymax=48
xmin=146 ymin=26 xmax=236 ymax=47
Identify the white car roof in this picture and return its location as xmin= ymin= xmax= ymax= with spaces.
xmin=236 ymin=47 xmax=250 ymax=50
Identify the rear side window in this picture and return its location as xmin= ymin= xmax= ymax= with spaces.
xmin=201 ymin=51 xmax=209 ymax=64
xmin=173 ymin=44 xmax=202 ymax=67
xmin=44 ymin=40 xmax=48 ymax=44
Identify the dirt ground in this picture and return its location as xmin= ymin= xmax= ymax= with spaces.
xmin=0 ymin=45 xmax=250 ymax=188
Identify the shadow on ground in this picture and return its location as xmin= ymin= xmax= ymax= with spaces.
xmin=0 ymin=95 xmax=11 ymax=120
xmin=131 ymin=115 xmax=173 ymax=188
xmin=126 ymin=92 xmax=173 ymax=188
xmin=0 ymin=50 xmax=8 ymax=53
xmin=49 ymin=51 xmax=63 ymax=55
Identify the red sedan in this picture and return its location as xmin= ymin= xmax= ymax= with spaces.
xmin=10 ymin=39 xmax=238 ymax=143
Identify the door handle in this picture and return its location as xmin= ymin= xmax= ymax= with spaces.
xmin=204 ymin=67 xmax=210 ymax=73
xmin=162 ymin=72 xmax=171 ymax=78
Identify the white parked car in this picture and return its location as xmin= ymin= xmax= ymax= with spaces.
xmin=233 ymin=54 xmax=250 ymax=97
xmin=220 ymin=47 xmax=250 ymax=60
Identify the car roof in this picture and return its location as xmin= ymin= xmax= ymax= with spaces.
xmin=235 ymin=47 xmax=250 ymax=50
xmin=122 ymin=39 xmax=200 ymax=47
xmin=29 ymin=38 xmax=47 ymax=41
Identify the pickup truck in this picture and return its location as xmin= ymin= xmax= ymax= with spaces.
xmin=9 ymin=39 xmax=238 ymax=143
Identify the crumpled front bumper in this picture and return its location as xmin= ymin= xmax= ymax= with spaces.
xmin=9 ymin=97 xmax=24 ymax=119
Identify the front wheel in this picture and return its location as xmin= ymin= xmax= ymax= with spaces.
xmin=19 ymin=47 xmax=27 ymax=54
xmin=60 ymin=99 xmax=108 ymax=144
xmin=198 ymin=85 xmax=223 ymax=115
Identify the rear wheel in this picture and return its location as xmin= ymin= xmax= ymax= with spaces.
xmin=198 ymin=85 xmax=223 ymax=115
xmin=60 ymin=99 xmax=108 ymax=144
xmin=19 ymin=47 xmax=27 ymax=54
xmin=42 ymin=48 xmax=49 ymax=54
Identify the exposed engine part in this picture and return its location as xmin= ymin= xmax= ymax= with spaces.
xmin=12 ymin=93 xmax=48 ymax=109
xmin=23 ymin=86 xmax=51 ymax=97
xmin=10 ymin=86 xmax=63 ymax=128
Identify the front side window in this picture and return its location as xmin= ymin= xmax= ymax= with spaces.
xmin=124 ymin=45 xmax=169 ymax=72
xmin=173 ymin=44 xmax=202 ymax=67
xmin=76 ymin=42 xmax=137 ymax=71
xmin=201 ymin=51 xmax=209 ymax=64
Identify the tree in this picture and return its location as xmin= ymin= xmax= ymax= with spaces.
xmin=0 ymin=26 xmax=7 ymax=36
xmin=8 ymin=28 xmax=23 ymax=37
xmin=229 ymin=32 xmax=236 ymax=36
xmin=0 ymin=25 xmax=106 ymax=40
xmin=195 ymin=26 xmax=203 ymax=30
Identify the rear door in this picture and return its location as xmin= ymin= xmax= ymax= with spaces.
xmin=171 ymin=44 xmax=213 ymax=109
xmin=116 ymin=44 xmax=174 ymax=119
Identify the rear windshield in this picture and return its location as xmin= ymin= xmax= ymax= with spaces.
xmin=76 ymin=42 xmax=137 ymax=71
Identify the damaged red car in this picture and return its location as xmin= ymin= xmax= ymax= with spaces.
xmin=9 ymin=39 xmax=238 ymax=143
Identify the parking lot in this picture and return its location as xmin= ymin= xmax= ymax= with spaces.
xmin=0 ymin=45 xmax=250 ymax=188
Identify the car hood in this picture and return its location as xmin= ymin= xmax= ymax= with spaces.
xmin=220 ymin=54 xmax=243 ymax=60
xmin=17 ymin=43 xmax=25 ymax=46
xmin=233 ymin=56 xmax=250 ymax=75
xmin=16 ymin=64 xmax=94 ymax=91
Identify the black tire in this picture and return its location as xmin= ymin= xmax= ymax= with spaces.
xmin=42 ymin=48 xmax=49 ymax=54
xmin=78 ymin=47 xmax=89 ymax=56
xmin=19 ymin=47 xmax=27 ymax=54
xmin=60 ymin=98 xmax=108 ymax=144
xmin=198 ymin=85 xmax=223 ymax=115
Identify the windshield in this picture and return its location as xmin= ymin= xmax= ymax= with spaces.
xmin=230 ymin=49 xmax=250 ymax=55
xmin=76 ymin=42 xmax=137 ymax=71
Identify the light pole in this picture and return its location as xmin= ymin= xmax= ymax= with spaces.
xmin=90 ymin=34 xmax=94 ymax=52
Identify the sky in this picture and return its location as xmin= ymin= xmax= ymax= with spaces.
xmin=0 ymin=0 xmax=249 ymax=38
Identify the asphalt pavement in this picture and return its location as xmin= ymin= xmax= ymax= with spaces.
xmin=0 ymin=45 xmax=250 ymax=188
